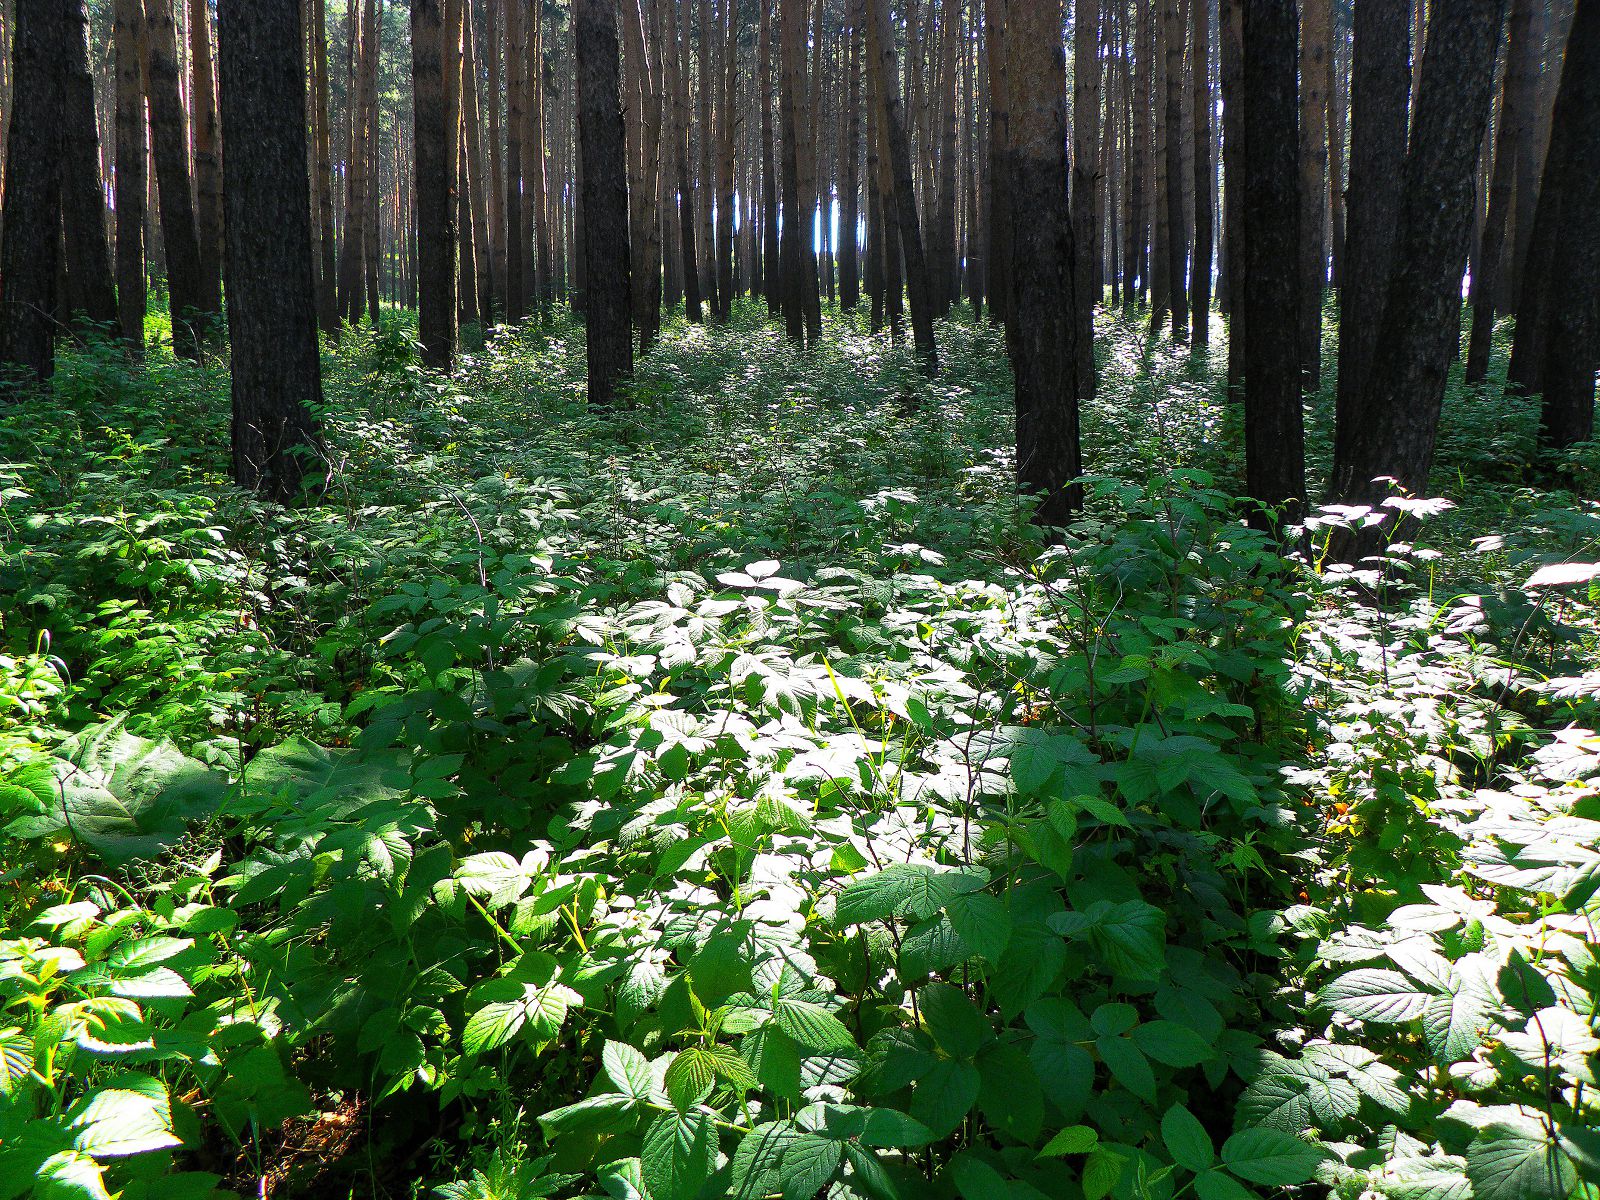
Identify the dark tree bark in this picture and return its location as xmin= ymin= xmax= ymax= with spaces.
xmin=778 ymin=0 xmax=807 ymax=343
xmin=145 ymin=0 xmax=207 ymax=357
xmin=114 ymin=0 xmax=147 ymax=352
xmin=1509 ymin=0 xmax=1600 ymax=451
xmin=1161 ymin=0 xmax=1187 ymax=339
xmin=413 ymin=0 xmax=458 ymax=369
xmin=575 ymin=0 xmax=632 ymax=406
xmin=1465 ymin=0 xmax=1536 ymax=382
xmin=1332 ymin=0 xmax=1508 ymax=512
xmin=1073 ymin=0 xmax=1100 ymax=393
xmin=669 ymin=0 xmax=702 ymax=321
xmin=716 ymin=0 xmax=738 ymax=323
xmin=216 ymin=0 xmax=325 ymax=502
xmin=1332 ymin=0 xmax=1408 ymax=482
xmin=759 ymin=0 xmax=779 ymax=318
xmin=984 ymin=0 xmax=1011 ymax=327
xmin=869 ymin=0 xmax=937 ymax=373
xmin=1298 ymin=0 xmax=1328 ymax=384
xmin=840 ymin=0 xmax=862 ymax=311
xmin=189 ymin=0 xmax=224 ymax=321
xmin=1240 ymin=0 xmax=1304 ymax=533
xmin=310 ymin=0 xmax=339 ymax=338
xmin=1190 ymin=0 xmax=1213 ymax=345
xmin=1005 ymin=0 xmax=1082 ymax=526
xmin=0 ymin=0 xmax=66 ymax=384
xmin=61 ymin=0 xmax=116 ymax=330
xmin=504 ymin=0 xmax=525 ymax=320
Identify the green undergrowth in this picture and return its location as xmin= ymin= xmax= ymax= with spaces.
xmin=0 ymin=305 xmax=1597 ymax=1200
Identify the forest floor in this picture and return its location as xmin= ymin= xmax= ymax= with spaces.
xmin=2 ymin=305 xmax=1598 ymax=1200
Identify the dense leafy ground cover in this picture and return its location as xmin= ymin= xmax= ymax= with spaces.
xmin=2 ymin=305 xmax=1598 ymax=1200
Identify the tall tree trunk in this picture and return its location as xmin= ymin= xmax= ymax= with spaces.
xmin=310 ymin=0 xmax=339 ymax=337
xmin=984 ymin=0 xmax=1011 ymax=326
xmin=1073 ymin=0 xmax=1101 ymax=391
xmin=486 ymin=0 xmax=506 ymax=310
xmin=114 ymin=0 xmax=147 ymax=353
xmin=338 ymin=0 xmax=372 ymax=324
xmin=670 ymin=0 xmax=703 ymax=321
xmin=61 ymin=0 xmax=116 ymax=330
xmin=1519 ymin=0 xmax=1600 ymax=452
xmin=145 ymin=0 xmax=207 ymax=357
xmin=1464 ymin=0 xmax=1535 ymax=382
xmin=463 ymin=2 xmax=495 ymax=323
xmin=1189 ymin=0 xmax=1212 ymax=344
xmin=0 ymin=0 xmax=66 ymax=383
xmin=717 ymin=0 xmax=738 ymax=320
xmin=1327 ymin=19 xmax=1347 ymax=289
xmin=840 ymin=0 xmax=862 ymax=311
xmin=870 ymin=0 xmax=937 ymax=372
xmin=575 ymin=0 xmax=632 ymax=405
xmin=503 ymin=0 xmax=524 ymax=318
xmin=698 ymin=0 xmax=720 ymax=317
xmin=758 ymin=0 xmax=778 ymax=318
xmin=1332 ymin=0 xmax=1408 ymax=481
xmin=1006 ymin=0 xmax=1083 ymax=526
xmin=1298 ymin=0 xmax=1328 ymax=384
xmin=1332 ymin=0 xmax=1508 ymax=513
xmin=188 ymin=0 xmax=223 ymax=321
xmin=1240 ymin=0 xmax=1304 ymax=533
xmin=1161 ymin=0 xmax=1187 ymax=338
xmin=413 ymin=0 xmax=459 ymax=368
xmin=1149 ymin=0 xmax=1169 ymax=328
xmin=797 ymin=0 xmax=823 ymax=340
xmin=622 ymin=0 xmax=662 ymax=347
xmin=779 ymin=0 xmax=807 ymax=343
xmin=1508 ymin=0 xmax=1596 ymax=419
xmin=217 ymin=0 xmax=324 ymax=502
xmin=528 ymin=0 xmax=550 ymax=311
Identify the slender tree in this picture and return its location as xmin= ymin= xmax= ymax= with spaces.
xmin=114 ymin=0 xmax=147 ymax=352
xmin=413 ymin=0 xmax=459 ymax=368
xmin=1298 ymin=0 xmax=1328 ymax=383
xmin=0 ymin=0 xmax=67 ymax=384
xmin=840 ymin=1 xmax=862 ymax=310
xmin=145 ymin=0 xmax=207 ymax=356
xmin=61 ymin=0 xmax=116 ymax=329
xmin=575 ymin=0 xmax=632 ymax=404
xmin=1004 ymin=0 xmax=1083 ymax=525
xmin=216 ymin=0 xmax=325 ymax=501
xmin=189 ymin=0 xmax=224 ymax=320
xmin=1240 ymin=0 xmax=1304 ymax=533
xmin=1508 ymin=0 xmax=1600 ymax=451
xmin=1161 ymin=0 xmax=1187 ymax=338
xmin=310 ymin=0 xmax=339 ymax=338
xmin=1073 ymin=0 xmax=1101 ymax=391
xmin=869 ymin=0 xmax=937 ymax=372
xmin=1331 ymin=0 xmax=1509 ymax=514
xmin=1465 ymin=0 xmax=1536 ymax=382
xmin=1189 ymin=0 xmax=1212 ymax=345
xmin=984 ymin=0 xmax=1011 ymax=326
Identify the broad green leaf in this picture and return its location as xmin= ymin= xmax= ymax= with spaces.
xmin=1084 ymin=1148 xmax=1128 ymax=1200
xmin=946 ymin=892 xmax=1011 ymax=962
xmin=1467 ymin=1131 xmax=1577 ymax=1200
xmin=1220 ymin=1128 xmax=1325 ymax=1186
xmin=731 ymin=1121 xmax=802 ymax=1200
xmin=603 ymin=1042 xmax=656 ymax=1101
xmin=1162 ymin=1105 xmax=1215 ymax=1172
xmin=919 ymin=984 xmax=990 ymax=1059
xmin=833 ymin=863 xmax=988 ymax=926
xmin=33 ymin=1151 xmax=113 ymax=1200
xmin=1316 ymin=969 xmax=1432 ymax=1023
xmin=1039 ymin=1126 xmax=1100 ymax=1157
xmin=773 ymin=999 xmax=856 ymax=1053
xmin=68 ymin=1075 xmax=182 ymax=1158
xmin=1382 ymin=1155 xmax=1474 ymax=1200
xmin=1132 ymin=1020 xmax=1217 ymax=1067
xmin=640 ymin=1109 xmax=716 ymax=1200
xmin=910 ymin=1058 xmax=980 ymax=1137
xmin=537 ymin=1094 xmax=635 ymax=1136
xmin=950 ymin=1154 xmax=1010 ymax=1200
xmin=779 ymin=1135 xmax=842 ymax=1199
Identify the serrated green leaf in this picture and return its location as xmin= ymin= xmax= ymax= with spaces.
xmin=1163 ymin=1105 xmax=1215 ymax=1172
xmin=1039 ymin=1126 xmax=1099 ymax=1156
xmin=1220 ymin=1128 xmax=1325 ymax=1186
xmin=640 ymin=1109 xmax=717 ymax=1200
xmin=1316 ymin=969 xmax=1432 ymax=1023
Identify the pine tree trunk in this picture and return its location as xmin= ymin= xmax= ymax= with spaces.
xmin=1521 ymin=0 xmax=1600 ymax=451
xmin=779 ymin=0 xmax=806 ymax=343
xmin=413 ymin=0 xmax=459 ymax=368
xmin=575 ymin=0 xmax=632 ymax=405
xmin=1073 ymin=0 xmax=1101 ymax=391
xmin=797 ymin=0 xmax=823 ymax=340
xmin=503 ymin=0 xmax=524 ymax=319
xmin=758 ymin=0 xmax=778 ymax=317
xmin=697 ymin=0 xmax=720 ymax=316
xmin=870 ymin=0 xmax=937 ymax=372
xmin=114 ymin=0 xmax=147 ymax=352
xmin=1189 ymin=0 xmax=1212 ymax=344
xmin=1465 ymin=0 xmax=1535 ymax=382
xmin=188 ymin=0 xmax=223 ymax=320
xmin=310 ymin=0 xmax=339 ymax=337
xmin=1332 ymin=0 xmax=1408 ymax=481
xmin=1006 ymin=0 xmax=1083 ymax=526
xmin=1161 ymin=0 xmax=1187 ymax=338
xmin=840 ymin=0 xmax=862 ymax=310
xmin=217 ymin=0 xmax=324 ymax=502
xmin=1 ymin=0 xmax=66 ymax=383
xmin=338 ymin=0 xmax=372 ymax=325
xmin=1332 ymin=0 xmax=1508 ymax=513
xmin=717 ymin=0 xmax=738 ymax=320
xmin=1327 ymin=21 xmax=1347 ymax=289
xmin=984 ymin=0 xmax=1011 ymax=326
xmin=463 ymin=2 xmax=495 ymax=323
xmin=670 ymin=0 xmax=702 ymax=321
xmin=1240 ymin=0 xmax=1304 ymax=533
xmin=61 ymin=0 xmax=116 ymax=330
xmin=1298 ymin=0 xmax=1328 ymax=384
xmin=145 ymin=0 xmax=207 ymax=356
